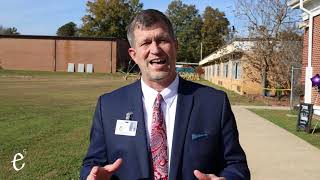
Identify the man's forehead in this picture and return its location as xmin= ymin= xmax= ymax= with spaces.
xmin=133 ymin=23 xmax=171 ymax=38
xmin=134 ymin=22 xmax=168 ymax=32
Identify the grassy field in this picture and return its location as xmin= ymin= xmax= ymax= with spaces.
xmin=0 ymin=70 xmax=134 ymax=179
xmin=0 ymin=70 xmax=266 ymax=179
xmin=249 ymin=109 xmax=320 ymax=149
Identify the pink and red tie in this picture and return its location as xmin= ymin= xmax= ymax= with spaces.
xmin=150 ymin=93 xmax=168 ymax=180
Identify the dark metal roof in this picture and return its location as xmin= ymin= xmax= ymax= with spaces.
xmin=0 ymin=34 xmax=127 ymax=42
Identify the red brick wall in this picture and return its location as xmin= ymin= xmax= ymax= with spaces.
xmin=0 ymin=36 xmax=129 ymax=73
xmin=0 ymin=38 xmax=55 ymax=71
xmin=302 ymin=15 xmax=320 ymax=104
xmin=55 ymin=40 xmax=114 ymax=73
xmin=312 ymin=15 xmax=320 ymax=104
xmin=313 ymin=15 xmax=320 ymax=76
xmin=111 ymin=41 xmax=117 ymax=73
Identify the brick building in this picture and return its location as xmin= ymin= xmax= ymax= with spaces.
xmin=0 ymin=35 xmax=130 ymax=73
xmin=199 ymin=39 xmax=262 ymax=95
xmin=289 ymin=0 xmax=320 ymax=108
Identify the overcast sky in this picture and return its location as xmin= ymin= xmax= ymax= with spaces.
xmin=0 ymin=0 xmax=242 ymax=36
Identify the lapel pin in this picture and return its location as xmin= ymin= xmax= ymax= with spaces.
xmin=125 ymin=112 xmax=133 ymax=120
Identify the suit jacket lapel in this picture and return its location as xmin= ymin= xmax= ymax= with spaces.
xmin=128 ymin=80 xmax=152 ymax=178
xmin=169 ymin=77 xmax=194 ymax=180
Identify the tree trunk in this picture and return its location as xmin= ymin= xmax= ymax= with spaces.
xmin=261 ymin=67 xmax=267 ymax=96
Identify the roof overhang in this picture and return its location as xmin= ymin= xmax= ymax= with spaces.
xmin=288 ymin=0 xmax=320 ymax=20
xmin=199 ymin=40 xmax=254 ymax=66
xmin=288 ymin=0 xmax=312 ymax=9
xmin=288 ymin=0 xmax=301 ymax=9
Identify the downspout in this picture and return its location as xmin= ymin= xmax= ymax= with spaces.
xmin=300 ymin=0 xmax=314 ymax=103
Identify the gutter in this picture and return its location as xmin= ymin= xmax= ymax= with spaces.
xmin=299 ymin=0 xmax=315 ymax=103
xmin=300 ymin=0 xmax=314 ymax=69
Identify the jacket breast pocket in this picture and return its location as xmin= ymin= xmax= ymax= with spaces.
xmin=187 ymin=132 xmax=221 ymax=171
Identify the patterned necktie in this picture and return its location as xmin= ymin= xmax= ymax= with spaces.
xmin=150 ymin=93 xmax=168 ymax=180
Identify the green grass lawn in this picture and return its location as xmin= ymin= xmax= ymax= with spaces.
xmin=0 ymin=70 xmax=265 ymax=179
xmin=249 ymin=109 xmax=320 ymax=150
xmin=0 ymin=70 xmax=133 ymax=179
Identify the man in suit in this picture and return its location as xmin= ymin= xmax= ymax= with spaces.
xmin=80 ymin=9 xmax=250 ymax=180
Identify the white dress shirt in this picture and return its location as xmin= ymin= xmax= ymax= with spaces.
xmin=141 ymin=75 xmax=179 ymax=170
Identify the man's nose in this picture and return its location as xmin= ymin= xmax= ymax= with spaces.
xmin=149 ymin=41 xmax=162 ymax=54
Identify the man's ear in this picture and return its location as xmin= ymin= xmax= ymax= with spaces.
xmin=128 ymin=47 xmax=137 ymax=63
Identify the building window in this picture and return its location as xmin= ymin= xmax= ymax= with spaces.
xmin=223 ymin=63 xmax=228 ymax=78
xmin=211 ymin=65 xmax=215 ymax=77
xmin=205 ymin=66 xmax=207 ymax=80
xmin=232 ymin=62 xmax=241 ymax=79
xmin=213 ymin=64 xmax=215 ymax=77
xmin=217 ymin=64 xmax=220 ymax=77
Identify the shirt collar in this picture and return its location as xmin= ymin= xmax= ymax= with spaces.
xmin=141 ymin=76 xmax=179 ymax=108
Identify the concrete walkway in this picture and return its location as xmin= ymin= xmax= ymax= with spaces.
xmin=232 ymin=106 xmax=320 ymax=180
xmin=235 ymin=105 xmax=290 ymax=110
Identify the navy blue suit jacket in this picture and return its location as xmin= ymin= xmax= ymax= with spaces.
xmin=80 ymin=77 xmax=250 ymax=180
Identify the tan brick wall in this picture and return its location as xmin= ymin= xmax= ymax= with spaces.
xmin=0 ymin=36 xmax=130 ymax=73
xmin=241 ymin=58 xmax=262 ymax=95
xmin=205 ymin=56 xmax=262 ymax=95
xmin=0 ymin=38 xmax=55 ymax=71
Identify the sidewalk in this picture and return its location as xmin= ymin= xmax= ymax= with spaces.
xmin=234 ymin=105 xmax=290 ymax=110
xmin=232 ymin=106 xmax=320 ymax=180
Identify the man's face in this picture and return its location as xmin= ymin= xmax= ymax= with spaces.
xmin=128 ymin=22 xmax=177 ymax=86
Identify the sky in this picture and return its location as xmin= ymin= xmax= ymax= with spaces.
xmin=0 ymin=0 xmax=242 ymax=36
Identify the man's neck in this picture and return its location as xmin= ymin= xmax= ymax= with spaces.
xmin=142 ymin=74 xmax=177 ymax=92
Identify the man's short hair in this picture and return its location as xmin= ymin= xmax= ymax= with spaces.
xmin=127 ymin=9 xmax=175 ymax=47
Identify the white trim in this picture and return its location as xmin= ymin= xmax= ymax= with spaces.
xmin=199 ymin=41 xmax=254 ymax=66
xmin=302 ymin=8 xmax=320 ymax=20
xmin=312 ymin=7 xmax=320 ymax=16
xmin=304 ymin=67 xmax=313 ymax=103
xmin=289 ymin=0 xmax=314 ymax=9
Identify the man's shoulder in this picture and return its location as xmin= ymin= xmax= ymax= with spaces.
xmin=99 ymin=80 xmax=140 ymax=100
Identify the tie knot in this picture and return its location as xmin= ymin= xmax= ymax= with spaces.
xmin=156 ymin=93 xmax=163 ymax=102
xmin=154 ymin=93 xmax=163 ymax=109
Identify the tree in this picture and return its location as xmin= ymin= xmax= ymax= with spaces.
xmin=56 ymin=22 xmax=78 ymax=36
xmin=128 ymin=0 xmax=143 ymax=16
xmin=201 ymin=7 xmax=229 ymax=58
xmin=0 ymin=25 xmax=20 ymax=35
xmin=235 ymin=0 xmax=302 ymax=96
xmin=79 ymin=0 xmax=142 ymax=38
xmin=166 ymin=1 xmax=230 ymax=63
xmin=269 ymin=30 xmax=302 ymax=91
xmin=166 ymin=0 xmax=203 ymax=63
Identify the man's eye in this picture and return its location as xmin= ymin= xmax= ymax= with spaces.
xmin=159 ymin=39 xmax=170 ymax=44
xmin=141 ymin=41 xmax=151 ymax=46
